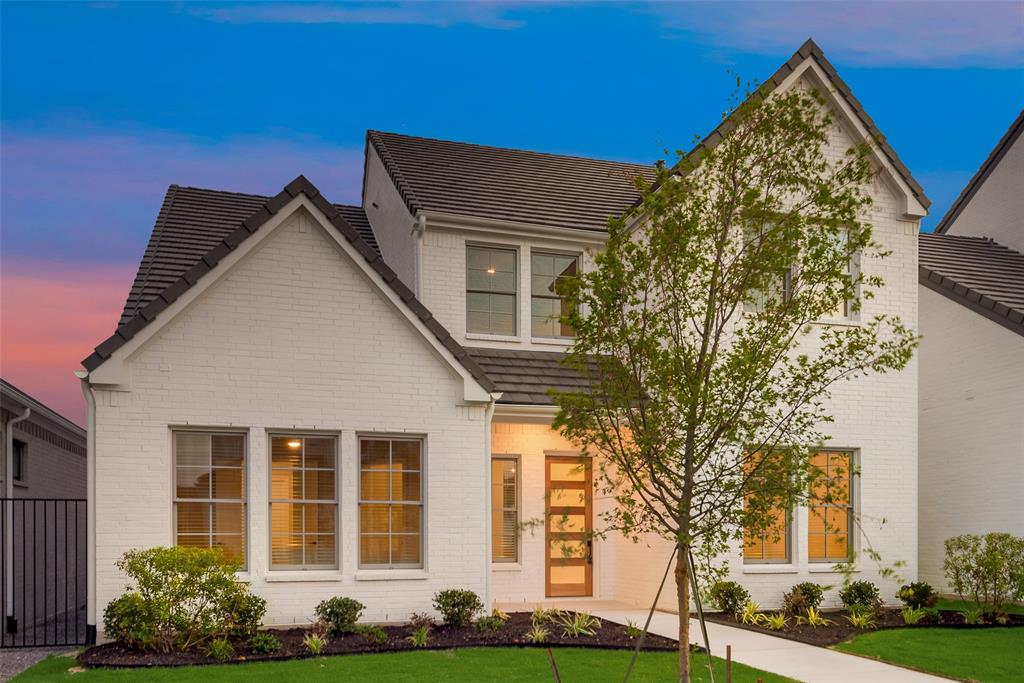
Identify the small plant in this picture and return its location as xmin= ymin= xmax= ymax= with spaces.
xmin=845 ymin=610 xmax=877 ymax=629
xmin=839 ymin=580 xmax=881 ymax=612
xmin=433 ymin=589 xmax=484 ymax=627
xmin=248 ymin=631 xmax=282 ymax=654
xmin=559 ymin=611 xmax=601 ymax=638
xmin=302 ymin=632 xmax=327 ymax=656
xmin=355 ymin=624 xmax=388 ymax=645
xmin=406 ymin=626 xmax=430 ymax=647
xmin=709 ymin=581 xmax=750 ymax=617
xmin=793 ymin=582 xmax=825 ymax=610
xmin=314 ymin=596 xmax=365 ymax=636
xmin=781 ymin=588 xmax=809 ymax=618
xmin=900 ymin=606 xmax=926 ymax=625
xmin=796 ymin=607 xmax=833 ymax=627
xmin=525 ymin=625 xmax=550 ymax=643
xmin=474 ymin=615 xmax=504 ymax=632
xmin=922 ymin=606 xmax=941 ymax=623
xmin=205 ymin=637 xmax=234 ymax=661
xmin=624 ymin=619 xmax=644 ymax=639
xmin=491 ymin=607 xmax=510 ymax=622
xmin=763 ymin=612 xmax=789 ymax=631
xmin=531 ymin=607 xmax=562 ymax=626
xmin=102 ymin=593 xmax=159 ymax=651
xmin=739 ymin=600 xmax=762 ymax=625
xmin=409 ymin=612 xmax=436 ymax=630
xmin=896 ymin=581 xmax=937 ymax=609
xmin=944 ymin=533 xmax=1024 ymax=620
xmin=959 ymin=604 xmax=985 ymax=625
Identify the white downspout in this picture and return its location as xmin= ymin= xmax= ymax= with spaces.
xmin=4 ymin=406 xmax=31 ymax=629
xmin=483 ymin=397 xmax=497 ymax=609
xmin=76 ymin=371 xmax=97 ymax=644
xmin=414 ymin=214 xmax=426 ymax=297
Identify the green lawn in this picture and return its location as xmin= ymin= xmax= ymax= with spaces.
xmin=934 ymin=598 xmax=1024 ymax=616
xmin=835 ymin=628 xmax=1024 ymax=683
xmin=17 ymin=648 xmax=795 ymax=683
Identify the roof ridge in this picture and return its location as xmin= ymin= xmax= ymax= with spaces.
xmin=126 ymin=183 xmax=179 ymax=321
xmin=369 ymin=129 xmax=652 ymax=169
xmin=162 ymin=184 xmax=366 ymax=211
xmin=367 ymin=130 xmax=424 ymax=215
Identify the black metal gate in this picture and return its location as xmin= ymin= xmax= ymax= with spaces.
xmin=1 ymin=499 xmax=87 ymax=647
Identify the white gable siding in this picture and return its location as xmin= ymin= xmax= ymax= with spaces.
xmin=918 ymin=286 xmax=1024 ymax=591
xmin=363 ymin=145 xmax=420 ymax=292
xmin=942 ymin=129 xmax=1024 ymax=253
xmin=92 ymin=210 xmax=488 ymax=627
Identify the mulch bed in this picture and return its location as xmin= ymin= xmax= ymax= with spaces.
xmin=703 ymin=608 xmax=1024 ymax=647
xmin=78 ymin=612 xmax=679 ymax=668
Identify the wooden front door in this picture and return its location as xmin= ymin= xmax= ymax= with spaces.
xmin=545 ymin=454 xmax=592 ymax=597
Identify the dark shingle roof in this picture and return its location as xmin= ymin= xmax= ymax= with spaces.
xmin=935 ymin=109 xmax=1024 ymax=234
xmin=367 ymin=130 xmax=655 ymax=233
xmin=465 ymin=347 xmax=597 ymax=405
xmin=119 ymin=186 xmax=379 ymax=325
xmin=85 ymin=176 xmax=496 ymax=394
xmin=919 ymin=232 xmax=1024 ymax=336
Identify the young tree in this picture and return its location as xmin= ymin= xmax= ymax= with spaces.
xmin=553 ymin=85 xmax=918 ymax=682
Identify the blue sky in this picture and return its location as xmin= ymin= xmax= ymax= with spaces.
xmin=1 ymin=1 xmax=1022 ymax=421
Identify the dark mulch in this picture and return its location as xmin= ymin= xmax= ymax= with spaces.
xmin=703 ymin=608 xmax=1024 ymax=647
xmin=78 ymin=612 xmax=679 ymax=668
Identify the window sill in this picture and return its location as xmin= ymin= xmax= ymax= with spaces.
xmin=530 ymin=337 xmax=572 ymax=347
xmin=811 ymin=318 xmax=860 ymax=328
xmin=235 ymin=572 xmax=252 ymax=583
xmin=355 ymin=569 xmax=429 ymax=582
xmin=491 ymin=563 xmax=523 ymax=572
xmin=264 ymin=571 xmax=343 ymax=583
xmin=465 ymin=332 xmax=521 ymax=343
xmin=742 ymin=565 xmax=799 ymax=574
xmin=12 ymin=481 xmax=28 ymax=489
xmin=808 ymin=564 xmax=858 ymax=574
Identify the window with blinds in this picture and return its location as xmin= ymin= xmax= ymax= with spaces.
xmin=742 ymin=451 xmax=791 ymax=564
xmin=491 ymin=457 xmax=519 ymax=563
xmin=269 ymin=435 xmax=338 ymax=570
xmin=359 ymin=438 xmax=423 ymax=568
xmin=467 ymin=245 xmax=517 ymax=336
xmin=173 ymin=431 xmax=246 ymax=566
xmin=808 ymin=451 xmax=853 ymax=562
xmin=531 ymin=252 xmax=578 ymax=338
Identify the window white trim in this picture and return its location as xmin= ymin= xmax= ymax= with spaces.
xmin=490 ymin=454 xmax=520 ymax=564
xmin=466 ymin=243 xmax=519 ymax=337
xmin=357 ymin=435 xmax=426 ymax=570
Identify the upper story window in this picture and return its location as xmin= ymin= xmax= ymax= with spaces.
xmin=467 ymin=245 xmax=517 ymax=336
xmin=173 ymin=431 xmax=246 ymax=566
xmin=531 ymin=252 xmax=578 ymax=338
xmin=270 ymin=435 xmax=338 ymax=570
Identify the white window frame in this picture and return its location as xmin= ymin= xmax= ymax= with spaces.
xmin=490 ymin=454 xmax=520 ymax=564
xmin=807 ymin=449 xmax=856 ymax=564
xmin=466 ymin=243 xmax=519 ymax=337
xmin=530 ymin=250 xmax=580 ymax=340
xmin=357 ymin=436 xmax=425 ymax=570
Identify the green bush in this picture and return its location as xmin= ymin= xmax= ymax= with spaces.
xmin=102 ymin=593 xmax=159 ymax=650
xmin=781 ymin=588 xmax=809 ymax=617
xmin=248 ymin=632 xmax=282 ymax=654
xmin=944 ymin=533 xmax=1024 ymax=619
xmin=355 ymin=624 xmax=388 ymax=644
xmin=708 ymin=581 xmax=749 ymax=616
xmin=105 ymin=546 xmax=264 ymax=652
xmin=314 ymin=596 xmax=365 ymax=635
xmin=432 ymin=589 xmax=483 ymax=627
xmin=896 ymin=581 xmax=937 ymax=609
xmin=474 ymin=615 xmax=504 ymax=632
xmin=839 ymin=580 xmax=880 ymax=611
xmin=793 ymin=582 xmax=824 ymax=609
xmin=205 ymin=637 xmax=234 ymax=661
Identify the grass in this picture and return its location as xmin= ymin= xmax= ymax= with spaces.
xmin=16 ymin=647 xmax=796 ymax=682
xmin=835 ymin=627 xmax=1024 ymax=683
xmin=934 ymin=598 xmax=1024 ymax=616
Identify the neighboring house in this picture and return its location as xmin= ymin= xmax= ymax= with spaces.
xmin=918 ymin=110 xmax=1024 ymax=592
xmin=79 ymin=39 xmax=928 ymax=635
xmin=1 ymin=378 xmax=86 ymax=499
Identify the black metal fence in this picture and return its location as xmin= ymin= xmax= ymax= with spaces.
xmin=1 ymin=499 xmax=87 ymax=648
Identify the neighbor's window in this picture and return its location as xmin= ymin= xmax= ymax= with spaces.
xmin=270 ymin=435 xmax=338 ymax=569
xmin=491 ymin=456 xmax=519 ymax=563
xmin=359 ymin=438 xmax=423 ymax=568
xmin=531 ymin=252 xmax=578 ymax=338
xmin=12 ymin=439 xmax=26 ymax=482
xmin=173 ymin=431 xmax=246 ymax=565
xmin=808 ymin=451 xmax=853 ymax=562
xmin=467 ymin=245 xmax=517 ymax=336
xmin=742 ymin=452 xmax=791 ymax=564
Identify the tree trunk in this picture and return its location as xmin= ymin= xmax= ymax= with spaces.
xmin=675 ymin=545 xmax=691 ymax=683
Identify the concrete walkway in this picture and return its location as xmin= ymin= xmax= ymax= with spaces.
xmin=498 ymin=600 xmax=949 ymax=683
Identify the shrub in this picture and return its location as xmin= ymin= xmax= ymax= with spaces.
xmin=432 ymin=589 xmax=483 ymax=627
xmin=845 ymin=611 xmax=876 ymax=629
xmin=491 ymin=607 xmax=510 ymax=622
xmin=558 ymin=611 xmax=601 ymax=637
xmin=409 ymin=612 xmax=436 ymax=630
xmin=531 ymin=607 xmax=562 ymax=626
xmin=793 ymin=582 xmax=824 ymax=609
xmin=709 ymin=581 xmax=750 ymax=617
xmin=474 ymin=615 xmax=504 ymax=632
xmin=739 ymin=601 xmax=761 ymax=625
xmin=763 ymin=612 xmax=788 ymax=631
xmin=900 ymin=606 xmax=926 ymax=625
xmin=355 ymin=624 xmax=388 ymax=645
xmin=406 ymin=626 xmax=430 ymax=647
xmin=781 ymin=588 xmax=809 ymax=617
xmin=959 ymin=604 xmax=984 ymax=625
xmin=107 ymin=546 xmax=264 ymax=652
xmin=314 ymin=597 xmax=365 ymax=636
xmin=796 ymin=607 xmax=833 ymax=627
xmin=205 ymin=637 xmax=234 ymax=661
xmin=525 ymin=625 xmax=549 ymax=643
xmin=943 ymin=533 xmax=1024 ymax=618
xmin=303 ymin=632 xmax=327 ymax=656
xmin=248 ymin=632 xmax=282 ymax=654
xmin=839 ymin=580 xmax=880 ymax=611
xmin=896 ymin=581 xmax=937 ymax=610
xmin=103 ymin=593 xmax=159 ymax=651
xmin=624 ymin=619 xmax=644 ymax=639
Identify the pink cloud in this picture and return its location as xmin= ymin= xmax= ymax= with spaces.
xmin=0 ymin=260 xmax=137 ymax=426
xmin=190 ymin=1 xmax=534 ymax=29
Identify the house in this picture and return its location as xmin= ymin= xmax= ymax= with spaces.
xmin=917 ymin=110 xmax=1024 ymax=592
xmin=78 ymin=39 xmax=927 ymax=637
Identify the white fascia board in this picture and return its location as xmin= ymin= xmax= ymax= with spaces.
xmin=420 ymin=211 xmax=608 ymax=247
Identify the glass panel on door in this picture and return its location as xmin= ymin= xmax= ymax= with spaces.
xmin=545 ymin=455 xmax=592 ymax=597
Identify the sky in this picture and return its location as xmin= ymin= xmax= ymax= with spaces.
xmin=1 ymin=1 xmax=1022 ymax=425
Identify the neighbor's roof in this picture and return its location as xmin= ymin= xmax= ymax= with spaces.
xmin=935 ymin=109 xmax=1023 ymax=234
xmin=84 ymin=176 xmax=496 ymax=394
xmin=1 ymin=378 xmax=87 ymax=440
xmin=119 ymin=186 xmax=379 ymax=325
xmin=919 ymin=232 xmax=1024 ymax=336
xmin=367 ymin=130 xmax=655 ymax=233
xmin=466 ymin=347 xmax=598 ymax=405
